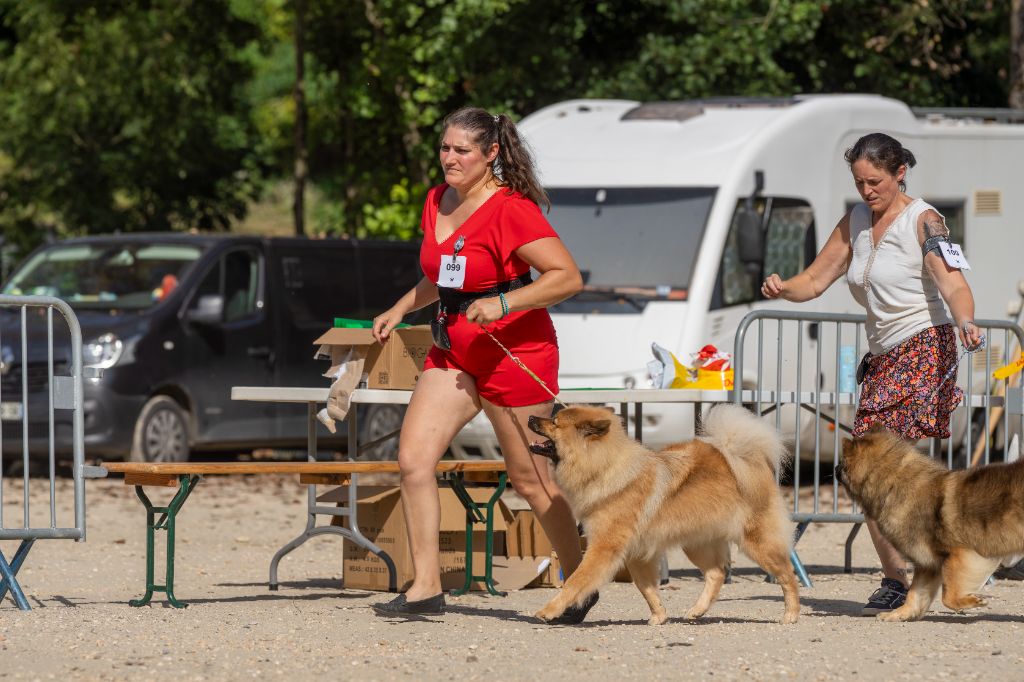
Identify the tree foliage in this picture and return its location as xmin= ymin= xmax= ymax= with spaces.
xmin=0 ymin=0 xmax=1016 ymax=252
xmin=0 ymin=0 xmax=262 ymax=252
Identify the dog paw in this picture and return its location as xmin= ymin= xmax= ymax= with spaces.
xmin=684 ymin=609 xmax=706 ymax=621
xmin=780 ymin=612 xmax=799 ymax=625
xmin=944 ymin=594 xmax=987 ymax=612
xmin=534 ymin=605 xmax=562 ymax=622
xmin=877 ymin=609 xmax=919 ymax=622
xmin=648 ymin=611 xmax=668 ymax=626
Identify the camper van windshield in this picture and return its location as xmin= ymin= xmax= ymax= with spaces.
xmin=3 ymin=242 xmax=203 ymax=310
xmin=545 ymin=187 xmax=714 ymax=313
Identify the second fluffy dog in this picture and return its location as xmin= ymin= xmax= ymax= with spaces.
xmin=528 ymin=404 xmax=800 ymax=625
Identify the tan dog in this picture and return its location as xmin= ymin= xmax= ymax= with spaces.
xmin=839 ymin=426 xmax=1024 ymax=621
xmin=527 ymin=404 xmax=800 ymax=625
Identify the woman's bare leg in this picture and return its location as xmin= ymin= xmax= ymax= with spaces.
xmin=481 ymin=399 xmax=583 ymax=576
xmin=398 ymin=368 xmax=481 ymax=600
xmin=867 ymin=517 xmax=910 ymax=587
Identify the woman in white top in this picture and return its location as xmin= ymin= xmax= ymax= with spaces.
xmin=761 ymin=133 xmax=982 ymax=617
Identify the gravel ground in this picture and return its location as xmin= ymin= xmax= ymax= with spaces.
xmin=2 ymin=475 xmax=1024 ymax=681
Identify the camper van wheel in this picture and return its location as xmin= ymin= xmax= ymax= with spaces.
xmin=356 ymin=404 xmax=405 ymax=460
xmin=130 ymin=395 xmax=191 ymax=463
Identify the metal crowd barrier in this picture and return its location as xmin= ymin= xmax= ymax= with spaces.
xmin=732 ymin=310 xmax=1024 ymax=579
xmin=0 ymin=295 xmax=97 ymax=611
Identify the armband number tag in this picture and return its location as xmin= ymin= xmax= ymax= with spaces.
xmin=939 ymin=242 xmax=970 ymax=270
xmin=437 ymin=254 xmax=467 ymax=288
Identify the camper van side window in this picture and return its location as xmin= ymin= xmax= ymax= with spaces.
xmin=762 ymin=202 xmax=815 ymax=283
xmin=714 ymin=198 xmax=815 ymax=309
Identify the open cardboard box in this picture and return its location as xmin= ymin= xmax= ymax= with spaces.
xmin=327 ymin=485 xmax=576 ymax=592
xmin=313 ymin=325 xmax=432 ymax=390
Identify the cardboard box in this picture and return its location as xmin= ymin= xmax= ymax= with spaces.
xmin=505 ymin=509 xmax=633 ymax=585
xmin=313 ymin=325 xmax=432 ymax=390
xmin=325 ymin=485 xmax=511 ymax=592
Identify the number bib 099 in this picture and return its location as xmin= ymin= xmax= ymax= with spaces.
xmin=437 ymin=254 xmax=467 ymax=288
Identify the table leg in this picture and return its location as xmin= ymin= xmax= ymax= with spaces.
xmin=0 ymin=539 xmax=35 ymax=611
xmin=448 ymin=472 xmax=508 ymax=597
xmin=268 ymin=399 xmax=398 ymax=593
xmin=269 ymin=400 xmax=321 ymax=590
xmin=129 ymin=475 xmax=198 ymax=608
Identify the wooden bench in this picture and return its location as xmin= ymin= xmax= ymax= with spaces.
xmin=101 ymin=460 xmax=508 ymax=608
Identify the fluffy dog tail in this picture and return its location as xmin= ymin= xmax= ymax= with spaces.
xmin=701 ymin=404 xmax=790 ymax=479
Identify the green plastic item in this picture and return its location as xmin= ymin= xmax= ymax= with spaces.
xmin=332 ymin=317 xmax=412 ymax=329
xmin=333 ymin=318 xmax=373 ymax=328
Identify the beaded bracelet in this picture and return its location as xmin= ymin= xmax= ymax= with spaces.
xmin=498 ymin=292 xmax=509 ymax=318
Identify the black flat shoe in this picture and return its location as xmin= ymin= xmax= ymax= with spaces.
xmin=372 ymin=593 xmax=446 ymax=617
xmin=549 ymin=592 xmax=599 ymax=625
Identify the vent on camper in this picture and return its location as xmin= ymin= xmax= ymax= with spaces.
xmin=974 ymin=190 xmax=1002 ymax=216
xmin=622 ymin=103 xmax=704 ymax=122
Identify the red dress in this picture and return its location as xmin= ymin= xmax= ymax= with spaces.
xmin=419 ymin=184 xmax=560 ymax=406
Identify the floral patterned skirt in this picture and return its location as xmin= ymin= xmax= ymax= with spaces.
xmin=853 ymin=324 xmax=963 ymax=440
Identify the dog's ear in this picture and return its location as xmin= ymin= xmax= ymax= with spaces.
xmin=579 ymin=419 xmax=610 ymax=439
xmin=600 ymin=406 xmax=616 ymax=415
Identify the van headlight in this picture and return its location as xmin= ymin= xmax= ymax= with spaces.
xmin=83 ymin=333 xmax=124 ymax=369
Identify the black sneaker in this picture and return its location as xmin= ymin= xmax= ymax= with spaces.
xmin=547 ymin=592 xmax=599 ymax=625
xmin=993 ymin=558 xmax=1024 ymax=581
xmin=372 ymin=593 xmax=446 ymax=617
xmin=860 ymin=578 xmax=907 ymax=616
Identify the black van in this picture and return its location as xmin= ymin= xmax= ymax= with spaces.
xmin=0 ymin=234 xmax=424 ymax=461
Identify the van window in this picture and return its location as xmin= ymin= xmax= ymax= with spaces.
xmin=3 ymin=241 xmax=203 ymax=309
xmin=356 ymin=244 xmax=426 ymax=321
xmin=189 ymin=248 xmax=261 ymax=322
xmin=275 ymin=245 xmax=359 ymax=329
xmin=546 ymin=187 xmax=716 ymax=314
xmin=713 ymin=198 xmax=816 ymax=309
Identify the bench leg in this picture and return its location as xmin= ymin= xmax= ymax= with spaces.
xmin=130 ymin=475 xmax=198 ymax=608
xmin=0 ymin=539 xmax=35 ymax=611
xmin=448 ymin=473 xmax=508 ymax=597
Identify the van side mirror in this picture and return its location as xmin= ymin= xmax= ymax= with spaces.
xmin=186 ymin=294 xmax=224 ymax=326
xmin=736 ymin=209 xmax=764 ymax=270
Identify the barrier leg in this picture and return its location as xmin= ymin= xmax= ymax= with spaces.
xmin=0 ymin=539 xmax=35 ymax=611
xmin=844 ymin=523 xmax=862 ymax=574
xmin=791 ymin=522 xmax=812 ymax=588
xmin=129 ymin=475 xmax=198 ymax=608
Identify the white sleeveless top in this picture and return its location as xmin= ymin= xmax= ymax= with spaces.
xmin=845 ymin=198 xmax=951 ymax=355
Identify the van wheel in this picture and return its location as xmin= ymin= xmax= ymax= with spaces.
xmin=130 ymin=396 xmax=190 ymax=462
xmin=356 ymin=404 xmax=404 ymax=460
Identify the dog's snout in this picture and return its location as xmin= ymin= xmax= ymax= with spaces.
xmin=527 ymin=415 xmax=548 ymax=437
xmin=835 ymin=462 xmax=845 ymax=485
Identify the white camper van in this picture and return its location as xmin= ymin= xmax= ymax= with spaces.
xmin=450 ymin=94 xmax=1024 ymax=458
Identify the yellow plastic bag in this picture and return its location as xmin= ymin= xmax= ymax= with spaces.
xmin=648 ymin=343 xmax=734 ymax=390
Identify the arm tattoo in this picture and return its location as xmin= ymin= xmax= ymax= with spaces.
xmin=923 ymin=218 xmax=949 ymax=239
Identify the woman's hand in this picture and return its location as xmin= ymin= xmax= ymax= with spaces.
xmin=761 ymin=273 xmax=786 ymax=299
xmin=372 ymin=308 xmax=406 ymax=343
xmin=959 ymin=320 xmax=983 ymax=351
xmin=465 ymin=297 xmax=505 ymax=326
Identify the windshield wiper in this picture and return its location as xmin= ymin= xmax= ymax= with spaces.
xmin=576 ymin=286 xmax=647 ymax=311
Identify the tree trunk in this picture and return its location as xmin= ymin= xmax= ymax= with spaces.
xmin=1013 ymin=0 xmax=1024 ymax=109
xmin=293 ymin=0 xmax=309 ymax=236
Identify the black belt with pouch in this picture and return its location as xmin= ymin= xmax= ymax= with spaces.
xmin=431 ymin=272 xmax=532 ymax=350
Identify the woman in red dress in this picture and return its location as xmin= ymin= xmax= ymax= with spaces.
xmin=371 ymin=107 xmax=589 ymax=620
